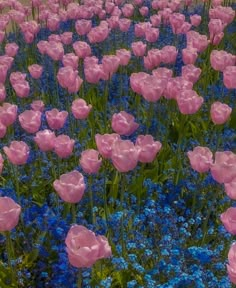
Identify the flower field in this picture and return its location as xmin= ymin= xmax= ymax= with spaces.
xmin=0 ymin=0 xmax=235 ymax=287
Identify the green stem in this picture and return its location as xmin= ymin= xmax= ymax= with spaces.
xmin=5 ymin=231 xmax=16 ymax=285
xmin=88 ymin=176 xmax=95 ymax=225
xmin=77 ymin=269 xmax=82 ymax=288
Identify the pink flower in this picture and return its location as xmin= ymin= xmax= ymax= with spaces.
xmin=0 ymin=197 xmax=21 ymax=231
xmin=102 ymin=55 xmax=120 ymax=78
xmin=62 ymin=53 xmax=79 ymax=70
xmin=221 ymin=207 xmax=236 ymax=235
xmin=34 ymin=129 xmax=56 ymax=152
xmin=116 ymin=49 xmax=131 ymax=66
xmin=95 ymin=133 xmax=120 ymax=159
xmin=161 ymin=46 xmax=178 ymax=64
xmin=0 ymin=84 xmax=6 ymax=102
xmin=54 ymin=135 xmax=75 ymax=158
xmin=0 ymin=122 xmax=6 ymax=139
xmin=122 ymin=4 xmax=134 ymax=17
xmin=177 ymin=90 xmax=204 ymax=115
xmin=140 ymin=75 xmax=167 ymax=102
xmin=118 ymin=18 xmax=131 ymax=32
xmin=131 ymin=41 xmax=147 ymax=57
xmin=190 ymin=14 xmax=201 ymax=26
xmin=65 ymin=225 xmax=112 ymax=268
xmin=135 ymin=135 xmax=162 ymax=163
xmin=46 ymin=41 xmax=64 ymax=61
xmin=181 ymin=64 xmax=201 ymax=84
xmin=187 ymin=146 xmax=213 ymax=173
xmin=111 ymin=111 xmax=139 ymax=136
xmin=152 ymin=68 xmax=173 ymax=79
xmin=164 ymin=77 xmax=193 ymax=100
xmin=0 ymin=102 xmax=18 ymax=127
xmin=223 ymin=66 xmax=236 ymax=89
xmin=0 ymin=153 xmax=3 ymax=174
xmin=130 ymin=72 xmax=149 ymax=95
xmin=28 ymin=64 xmax=43 ymax=79
xmin=80 ymin=149 xmax=102 ymax=174
xmin=71 ymin=99 xmax=92 ymax=120
xmin=145 ymin=27 xmax=159 ymax=42
xmin=139 ymin=6 xmax=149 ymax=17
xmin=73 ymin=41 xmax=91 ymax=59
xmin=150 ymin=14 xmax=161 ymax=27
xmin=225 ymin=178 xmax=236 ymax=200
xmin=210 ymin=50 xmax=235 ymax=72
xmin=60 ymin=32 xmax=73 ymax=45
xmin=227 ymin=243 xmax=236 ymax=284
xmin=12 ymin=80 xmax=30 ymax=98
xmin=3 ymin=141 xmax=30 ymax=165
xmin=182 ymin=47 xmax=198 ymax=65
xmin=53 ymin=171 xmax=85 ymax=203
xmin=111 ymin=139 xmax=139 ymax=172
xmin=10 ymin=72 xmax=27 ymax=85
xmin=75 ymin=19 xmax=92 ymax=35
xmin=31 ymin=100 xmax=45 ymax=112
xmin=5 ymin=43 xmax=19 ymax=57
xmin=19 ymin=110 xmax=42 ymax=134
xmin=46 ymin=108 xmax=68 ymax=130
xmin=211 ymin=151 xmax=236 ymax=184
xmin=210 ymin=101 xmax=232 ymax=125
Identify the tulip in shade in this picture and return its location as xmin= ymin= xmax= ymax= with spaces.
xmin=53 ymin=171 xmax=85 ymax=203
xmin=210 ymin=151 xmax=236 ymax=184
xmin=34 ymin=130 xmax=56 ymax=152
xmin=5 ymin=43 xmax=19 ymax=57
xmin=131 ymin=41 xmax=147 ymax=57
xmin=227 ymin=243 xmax=236 ymax=284
xmin=28 ymin=64 xmax=43 ymax=79
xmin=31 ymin=100 xmax=45 ymax=112
xmin=190 ymin=14 xmax=201 ymax=27
xmin=111 ymin=139 xmax=139 ymax=172
xmin=18 ymin=110 xmax=42 ymax=134
xmin=95 ymin=133 xmax=120 ymax=159
xmin=65 ymin=225 xmax=112 ymax=268
xmin=0 ymin=84 xmax=6 ymax=102
xmin=221 ymin=207 xmax=236 ymax=235
xmin=71 ymin=99 xmax=92 ymax=120
xmin=80 ymin=149 xmax=102 ymax=174
xmin=3 ymin=141 xmax=30 ymax=165
xmin=210 ymin=101 xmax=232 ymax=125
xmin=135 ymin=135 xmax=162 ymax=163
xmin=54 ymin=135 xmax=75 ymax=158
xmin=111 ymin=111 xmax=139 ymax=136
xmin=225 ymin=178 xmax=236 ymax=200
xmin=187 ymin=146 xmax=213 ymax=173
xmin=0 ymin=122 xmax=6 ymax=139
xmin=0 ymin=197 xmax=21 ymax=231
xmin=46 ymin=108 xmax=68 ymax=130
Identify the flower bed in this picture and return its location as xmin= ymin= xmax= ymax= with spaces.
xmin=0 ymin=0 xmax=235 ymax=287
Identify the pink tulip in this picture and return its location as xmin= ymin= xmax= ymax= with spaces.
xmin=208 ymin=18 xmax=225 ymax=41
xmin=71 ymin=99 xmax=92 ymax=120
xmin=28 ymin=64 xmax=43 ymax=79
xmin=221 ymin=207 xmax=236 ymax=235
xmin=130 ymin=72 xmax=149 ymax=94
xmin=19 ymin=110 xmax=42 ymax=134
xmin=111 ymin=139 xmax=139 ymax=172
xmin=87 ymin=25 xmax=110 ymax=44
xmin=65 ymin=225 xmax=112 ymax=268
xmin=37 ymin=40 xmax=48 ymax=55
xmin=131 ymin=41 xmax=147 ymax=57
xmin=0 ymin=84 xmax=6 ymax=102
xmin=12 ymin=80 xmax=30 ymax=98
xmin=60 ymin=32 xmax=72 ymax=45
xmin=48 ymin=34 xmax=61 ymax=43
xmin=54 ymin=135 xmax=75 ymax=158
xmin=134 ymin=22 xmax=151 ymax=38
xmin=139 ymin=6 xmax=149 ymax=17
xmin=31 ymin=100 xmax=45 ymax=112
xmin=210 ymin=50 xmax=235 ymax=72
xmin=227 ymin=243 xmax=236 ymax=284
xmin=84 ymin=65 xmax=102 ymax=84
xmin=118 ymin=18 xmax=131 ymax=32
xmin=150 ymin=14 xmax=161 ymax=27
xmin=177 ymin=90 xmax=204 ymax=115
xmin=187 ymin=146 xmax=213 ymax=173
xmin=190 ymin=14 xmax=201 ymax=27
xmin=68 ymin=76 xmax=83 ymax=94
xmin=62 ymin=53 xmax=79 ymax=70
xmin=5 ymin=43 xmax=19 ymax=57
xmin=102 ymin=55 xmax=120 ymax=78
xmin=145 ymin=27 xmax=159 ymax=42
xmin=34 ymin=129 xmax=56 ymax=152
xmin=182 ymin=47 xmax=198 ymax=65
xmin=0 ymin=153 xmax=3 ymax=174
xmin=0 ymin=64 xmax=8 ymax=84
xmin=211 ymin=151 xmax=236 ymax=184
xmin=223 ymin=66 xmax=236 ymax=89
xmin=210 ymin=101 xmax=232 ymax=125
xmin=211 ymin=32 xmax=224 ymax=45
xmin=122 ymin=4 xmax=134 ymax=17
xmin=57 ymin=67 xmax=78 ymax=90
xmin=135 ymin=135 xmax=162 ymax=163
xmin=3 ymin=141 xmax=30 ymax=165
xmin=46 ymin=108 xmax=68 ymax=130
xmin=46 ymin=41 xmax=64 ymax=61
xmin=53 ymin=171 xmax=85 ymax=203
xmin=9 ymin=71 xmax=27 ymax=85
xmin=164 ymin=77 xmax=193 ymax=100
xmin=161 ymin=46 xmax=178 ymax=64
xmin=0 ymin=122 xmax=6 ymax=139
xmin=170 ymin=13 xmax=185 ymax=34
xmin=75 ymin=19 xmax=92 ymax=35
xmin=0 ymin=102 xmax=18 ymax=126
xmin=0 ymin=31 xmax=5 ymax=43
xmin=80 ymin=149 xmax=102 ymax=174
xmin=187 ymin=31 xmax=209 ymax=52
xmin=140 ymin=75 xmax=167 ymax=102
xmin=152 ymin=67 xmax=173 ymax=79
xmin=181 ymin=64 xmax=201 ymax=84
xmin=116 ymin=49 xmax=131 ymax=66
xmin=225 ymin=178 xmax=236 ymax=200
xmin=0 ymin=197 xmax=21 ymax=231
xmin=111 ymin=111 xmax=139 ymax=136
xmin=95 ymin=133 xmax=120 ymax=159
xmin=73 ymin=41 xmax=91 ymax=59
xmin=0 ymin=56 xmax=13 ymax=71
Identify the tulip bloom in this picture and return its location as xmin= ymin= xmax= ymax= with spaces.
xmin=210 ymin=101 xmax=232 ymax=125
xmin=111 ymin=111 xmax=139 ymax=136
xmin=0 ymin=197 xmax=21 ymax=231
xmin=3 ymin=141 xmax=30 ymax=165
xmin=187 ymin=146 xmax=213 ymax=173
xmin=80 ymin=149 xmax=102 ymax=174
